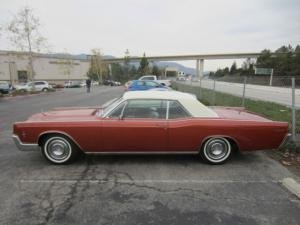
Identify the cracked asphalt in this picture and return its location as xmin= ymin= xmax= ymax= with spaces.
xmin=0 ymin=86 xmax=300 ymax=225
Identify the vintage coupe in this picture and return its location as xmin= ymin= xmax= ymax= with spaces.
xmin=13 ymin=91 xmax=290 ymax=165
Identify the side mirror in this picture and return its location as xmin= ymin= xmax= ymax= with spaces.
xmin=119 ymin=114 xmax=124 ymax=120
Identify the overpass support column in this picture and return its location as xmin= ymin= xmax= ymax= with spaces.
xmin=196 ymin=59 xmax=204 ymax=78
xmin=199 ymin=59 xmax=204 ymax=78
xmin=196 ymin=59 xmax=200 ymax=78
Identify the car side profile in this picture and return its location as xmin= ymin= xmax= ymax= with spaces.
xmin=14 ymin=81 xmax=51 ymax=92
xmin=0 ymin=81 xmax=11 ymax=94
xmin=12 ymin=90 xmax=290 ymax=165
xmin=127 ymin=80 xmax=169 ymax=91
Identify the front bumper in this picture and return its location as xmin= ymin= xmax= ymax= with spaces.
xmin=12 ymin=135 xmax=40 ymax=151
xmin=278 ymin=133 xmax=292 ymax=149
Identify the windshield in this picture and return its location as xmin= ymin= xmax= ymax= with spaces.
xmin=101 ymin=97 xmax=124 ymax=116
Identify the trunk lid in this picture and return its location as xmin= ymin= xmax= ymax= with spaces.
xmin=27 ymin=107 xmax=99 ymax=121
xmin=211 ymin=106 xmax=272 ymax=122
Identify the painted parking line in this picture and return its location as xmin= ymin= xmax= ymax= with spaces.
xmin=282 ymin=177 xmax=300 ymax=199
xmin=19 ymin=179 xmax=281 ymax=184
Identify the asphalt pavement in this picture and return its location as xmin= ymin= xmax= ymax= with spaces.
xmin=0 ymin=86 xmax=300 ymax=225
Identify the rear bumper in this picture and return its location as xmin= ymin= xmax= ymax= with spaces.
xmin=278 ymin=133 xmax=292 ymax=149
xmin=12 ymin=135 xmax=40 ymax=151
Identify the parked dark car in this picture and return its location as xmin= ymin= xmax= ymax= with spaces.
xmin=0 ymin=81 xmax=11 ymax=94
xmin=103 ymin=80 xmax=121 ymax=86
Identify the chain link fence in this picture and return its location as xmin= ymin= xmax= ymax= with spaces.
xmin=173 ymin=76 xmax=300 ymax=148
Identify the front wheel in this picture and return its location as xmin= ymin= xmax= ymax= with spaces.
xmin=41 ymin=135 xmax=79 ymax=164
xmin=201 ymin=137 xmax=232 ymax=165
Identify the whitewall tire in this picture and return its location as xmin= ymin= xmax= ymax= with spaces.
xmin=201 ymin=137 xmax=232 ymax=164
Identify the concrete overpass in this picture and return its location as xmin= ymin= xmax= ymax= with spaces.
xmin=102 ymin=52 xmax=261 ymax=77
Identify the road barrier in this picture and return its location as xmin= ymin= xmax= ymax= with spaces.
xmin=173 ymin=76 xmax=300 ymax=146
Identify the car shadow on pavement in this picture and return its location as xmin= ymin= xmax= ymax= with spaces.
xmin=75 ymin=151 xmax=262 ymax=166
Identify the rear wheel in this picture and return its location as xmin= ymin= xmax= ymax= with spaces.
xmin=41 ymin=135 xmax=79 ymax=164
xmin=201 ymin=137 xmax=232 ymax=164
xmin=42 ymin=88 xmax=49 ymax=92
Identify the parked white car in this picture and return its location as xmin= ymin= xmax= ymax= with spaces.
xmin=14 ymin=81 xmax=52 ymax=92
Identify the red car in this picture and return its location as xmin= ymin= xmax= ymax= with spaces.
xmin=12 ymin=91 xmax=290 ymax=165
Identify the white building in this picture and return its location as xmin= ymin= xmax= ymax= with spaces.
xmin=0 ymin=50 xmax=90 ymax=84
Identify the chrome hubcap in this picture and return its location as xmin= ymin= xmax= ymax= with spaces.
xmin=46 ymin=138 xmax=70 ymax=161
xmin=206 ymin=139 xmax=228 ymax=160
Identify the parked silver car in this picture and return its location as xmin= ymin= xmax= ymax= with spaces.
xmin=14 ymin=81 xmax=52 ymax=92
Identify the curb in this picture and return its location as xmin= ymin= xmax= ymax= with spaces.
xmin=282 ymin=177 xmax=300 ymax=199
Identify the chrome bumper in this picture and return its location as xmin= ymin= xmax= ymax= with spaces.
xmin=12 ymin=135 xmax=40 ymax=151
xmin=278 ymin=133 xmax=292 ymax=149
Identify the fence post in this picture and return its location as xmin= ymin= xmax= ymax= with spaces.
xmin=242 ymin=76 xmax=247 ymax=107
xmin=199 ymin=78 xmax=202 ymax=99
xmin=291 ymin=77 xmax=296 ymax=142
xmin=213 ymin=78 xmax=216 ymax=105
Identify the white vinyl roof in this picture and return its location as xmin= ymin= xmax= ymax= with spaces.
xmin=123 ymin=90 xmax=218 ymax=117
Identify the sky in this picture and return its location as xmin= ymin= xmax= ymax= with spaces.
xmin=0 ymin=0 xmax=300 ymax=71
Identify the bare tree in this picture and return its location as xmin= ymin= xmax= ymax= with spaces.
xmin=7 ymin=6 xmax=47 ymax=88
xmin=88 ymin=49 xmax=105 ymax=83
xmin=58 ymin=50 xmax=75 ymax=84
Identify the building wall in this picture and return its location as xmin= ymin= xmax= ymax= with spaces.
xmin=0 ymin=51 xmax=90 ymax=84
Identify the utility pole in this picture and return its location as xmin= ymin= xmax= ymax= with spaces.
xmin=4 ymin=60 xmax=16 ymax=85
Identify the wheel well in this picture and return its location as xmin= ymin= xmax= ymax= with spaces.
xmin=38 ymin=132 xmax=82 ymax=151
xmin=201 ymin=136 xmax=239 ymax=152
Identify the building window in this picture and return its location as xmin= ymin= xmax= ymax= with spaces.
xmin=18 ymin=71 xmax=28 ymax=83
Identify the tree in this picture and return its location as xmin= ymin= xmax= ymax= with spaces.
xmin=111 ymin=63 xmax=124 ymax=82
xmin=59 ymin=50 xmax=75 ymax=82
xmin=229 ymin=61 xmax=237 ymax=75
xmin=87 ymin=48 xmax=105 ymax=83
xmin=151 ymin=64 xmax=160 ymax=76
xmin=138 ymin=53 xmax=149 ymax=75
xmin=7 ymin=6 xmax=47 ymax=88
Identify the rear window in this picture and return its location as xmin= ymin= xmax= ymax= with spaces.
xmin=168 ymin=101 xmax=190 ymax=119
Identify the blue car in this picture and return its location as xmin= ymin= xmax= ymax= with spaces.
xmin=127 ymin=80 xmax=169 ymax=91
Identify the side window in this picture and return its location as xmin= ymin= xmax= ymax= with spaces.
xmin=145 ymin=81 xmax=159 ymax=87
xmin=35 ymin=81 xmax=44 ymax=85
xmin=108 ymin=102 xmax=126 ymax=118
xmin=136 ymin=81 xmax=144 ymax=86
xmin=123 ymin=99 xmax=167 ymax=119
xmin=168 ymin=101 xmax=189 ymax=119
xmin=141 ymin=76 xmax=154 ymax=80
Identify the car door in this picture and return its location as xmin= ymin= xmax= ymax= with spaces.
xmin=136 ymin=81 xmax=148 ymax=90
xmin=167 ymin=100 xmax=198 ymax=152
xmin=102 ymin=99 xmax=168 ymax=152
xmin=34 ymin=81 xmax=43 ymax=91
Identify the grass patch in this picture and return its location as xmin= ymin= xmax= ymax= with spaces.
xmin=173 ymin=82 xmax=300 ymax=132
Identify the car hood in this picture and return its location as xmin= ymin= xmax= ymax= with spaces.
xmin=26 ymin=107 xmax=99 ymax=121
xmin=211 ymin=107 xmax=272 ymax=122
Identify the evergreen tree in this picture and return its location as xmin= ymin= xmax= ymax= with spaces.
xmin=151 ymin=64 xmax=160 ymax=76
xmin=230 ymin=61 xmax=237 ymax=75
xmin=138 ymin=53 xmax=149 ymax=75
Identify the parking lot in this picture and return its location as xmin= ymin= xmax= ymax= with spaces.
xmin=0 ymin=86 xmax=300 ymax=225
